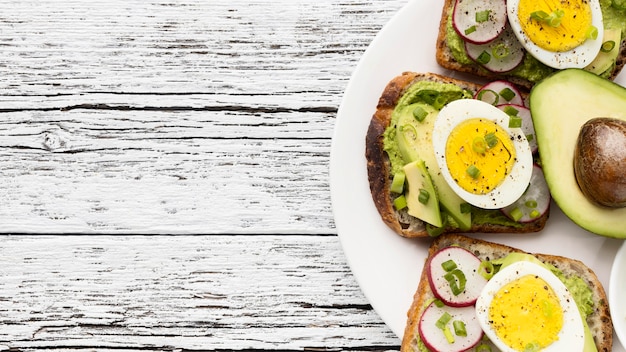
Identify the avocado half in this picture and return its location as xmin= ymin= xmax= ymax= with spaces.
xmin=530 ymin=69 xmax=626 ymax=238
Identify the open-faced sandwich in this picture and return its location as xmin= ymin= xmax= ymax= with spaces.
xmin=436 ymin=0 xmax=626 ymax=88
xmin=402 ymin=234 xmax=612 ymax=352
xmin=366 ymin=71 xmax=549 ymax=237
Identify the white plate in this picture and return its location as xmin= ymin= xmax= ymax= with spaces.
xmin=329 ymin=0 xmax=626 ymax=350
xmin=611 ymin=242 xmax=626 ymax=348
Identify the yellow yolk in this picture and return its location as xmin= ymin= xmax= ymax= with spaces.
xmin=488 ymin=275 xmax=564 ymax=351
xmin=517 ymin=0 xmax=593 ymax=52
xmin=445 ymin=118 xmax=515 ymax=194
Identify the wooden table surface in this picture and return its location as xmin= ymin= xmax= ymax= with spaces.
xmin=2 ymin=1 xmax=622 ymax=351
xmin=0 ymin=0 xmax=406 ymax=350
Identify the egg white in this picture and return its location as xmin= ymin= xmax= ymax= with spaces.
xmin=507 ymin=0 xmax=604 ymax=69
xmin=432 ymin=99 xmax=533 ymax=209
xmin=475 ymin=261 xmax=585 ymax=352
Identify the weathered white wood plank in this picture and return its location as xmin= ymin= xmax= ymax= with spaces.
xmin=0 ymin=235 xmax=400 ymax=349
xmin=0 ymin=0 xmax=407 ymax=233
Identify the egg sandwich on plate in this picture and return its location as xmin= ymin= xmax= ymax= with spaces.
xmin=436 ymin=0 xmax=626 ymax=88
xmin=366 ymin=72 xmax=548 ymax=238
xmin=401 ymin=233 xmax=612 ymax=352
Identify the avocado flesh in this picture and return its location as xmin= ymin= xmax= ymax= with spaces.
xmin=396 ymin=103 xmax=472 ymax=230
xmin=403 ymin=160 xmax=442 ymax=227
xmin=529 ymin=68 xmax=626 ymax=238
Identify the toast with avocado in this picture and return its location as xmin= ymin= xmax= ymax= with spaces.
xmin=435 ymin=0 xmax=626 ymax=89
xmin=366 ymin=72 xmax=549 ymax=238
xmin=401 ymin=234 xmax=612 ymax=352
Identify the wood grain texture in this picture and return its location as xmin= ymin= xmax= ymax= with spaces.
xmin=0 ymin=0 xmax=406 ymax=234
xmin=0 ymin=0 xmax=408 ymax=350
xmin=0 ymin=236 xmax=400 ymax=350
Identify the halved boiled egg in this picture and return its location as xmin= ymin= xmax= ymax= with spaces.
xmin=475 ymin=261 xmax=585 ymax=351
xmin=507 ymin=0 xmax=604 ymax=69
xmin=433 ymin=99 xmax=533 ymax=209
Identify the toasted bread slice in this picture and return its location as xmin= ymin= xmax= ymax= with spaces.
xmin=435 ymin=0 xmax=626 ymax=89
xmin=401 ymin=234 xmax=612 ymax=352
xmin=366 ymin=72 xmax=548 ymax=238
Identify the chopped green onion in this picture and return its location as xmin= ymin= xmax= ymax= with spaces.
xmin=476 ymin=343 xmax=492 ymax=352
xmin=510 ymin=207 xmax=523 ymax=221
xmin=427 ymin=223 xmax=446 ymax=237
xmin=465 ymin=25 xmax=477 ymax=35
xmin=394 ymin=195 xmax=407 ymax=210
xmin=503 ymin=105 xmax=519 ymax=117
xmin=413 ymin=106 xmax=428 ymax=122
xmin=475 ymin=10 xmax=491 ymax=23
xmin=530 ymin=9 xmax=564 ymax=27
xmin=460 ymin=202 xmax=471 ymax=214
xmin=587 ymin=25 xmax=598 ymax=40
xmin=418 ymin=188 xmax=430 ymax=205
xmin=478 ymin=260 xmax=495 ymax=280
xmin=436 ymin=312 xmax=452 ymax=330
xmin=499 ymin=87 xmax=516 ymax=102
xmin=530 ymin=209 xmax=541 ymax=218
xmin=542 ymin=299 xmax=554 ymax=318
xmin=476 ymin=50 xmax=491 ymax=65
xmin=509 ymin=116 xmax=523 ymax=128
xmin=472 ymin=136 xmax=487 ymax=154
xmin=443 ymin=326 xmax=455 ymax=344
xmin=453 ymin=320 xmax=467 ymax=337
xmin=444 ymin=269 xmax=467 ymax=295
xmin=525 ymin=199 xmax=538 ymax=208
xmin=466 ymin=165 xmax=480 ymax=179
xmin=524 ymin=342 xmax=541 ymax=352
xmin=434 ymin=299 xmax=445 ymax=308
xmin=477 ymin=89 xmax=499 ymax=105
xmin=601 ymin=40 xmax=616 ymax=53
xmin=530 ymin=10 xmax=550 ymax=21
xmin=433 ymin=95 xmax=448 ymax=110
xmin=484 ymin=132 xmax=498 ymax=148
xmin=441 ymin=259 xmax=457 ymax=272
xmin=390 ymin=172 xmax=406 ymax=194
xmin=492 ymin=43 xmax=510 ymax=59
xmin=526 ymin=133 xmax=534 ymax=142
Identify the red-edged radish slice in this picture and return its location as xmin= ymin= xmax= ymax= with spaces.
xmin=501 ymin=164 xmax=550 ymax=223
xmin=497 ymin=104 xmax=537 ymax=153
xmin=475 ymin=80 xmax=524 ymax=107
xmin=465 ymin=25 xmax=525 ymax=73
xmin=427 ymin=247 xmax=488 ymax=307
xmin=419 ymin=301 xmax=484 ymax=352
xmin=452 ymin=0 xmax=507 ymax=44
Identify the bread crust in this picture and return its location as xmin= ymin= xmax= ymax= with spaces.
xmin=365 ymin=72 xmax=549 ymax=238
xmin=435 ymin=0 xmax=626 ymax=89
xmin=400 ymin=234 xmax=613 ymax=352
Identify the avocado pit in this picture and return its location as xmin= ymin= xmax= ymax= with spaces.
xmin=574 ymin=117 xmax=626 ymax=208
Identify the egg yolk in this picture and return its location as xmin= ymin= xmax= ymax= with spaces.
xmin=489 ymin=275 xmax=564 ymax=351
xmin=517 ymin=0 xmax=593 ymax=52
xmin=445 ymin=118 xmax=515 ymax=195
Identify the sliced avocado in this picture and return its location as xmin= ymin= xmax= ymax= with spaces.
xmin=529 ymin=69 xmax=626 ymax=238
xmin=403 ymin=160 xmax=442 ymax=227
xmin=396 ymin=103 xmax=472 ymax=230
xmin=584 ymin=28 xmax=622 ymax=75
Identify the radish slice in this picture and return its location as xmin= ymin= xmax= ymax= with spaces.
xmin=452 ymin=0 xmax=507 ymax=44
xmin=427 ymin=247 xmax=488 ymax=307
xmin=475 ymin=80 xmax=524 ymax=107
xmin=465 ymin=24 xmax=525 ymax=73
xmin=501 ymin=164 xmax=550 ymax=223
xmin=497 ymin=104 xmax=538 ymax=153
xmin=419 ymin=301 xmax=483 ymax=352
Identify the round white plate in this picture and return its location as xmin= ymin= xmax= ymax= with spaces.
xmin=329 ymin=0 xmax=626 ymax=350
xmin=611 ymin=241 xmax=626 ymax=349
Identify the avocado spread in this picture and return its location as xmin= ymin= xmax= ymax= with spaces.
xmin=445 ymin=0 xmax=626 ymax=83
xmin=382 ymin=81 xmax=524 ymax=231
